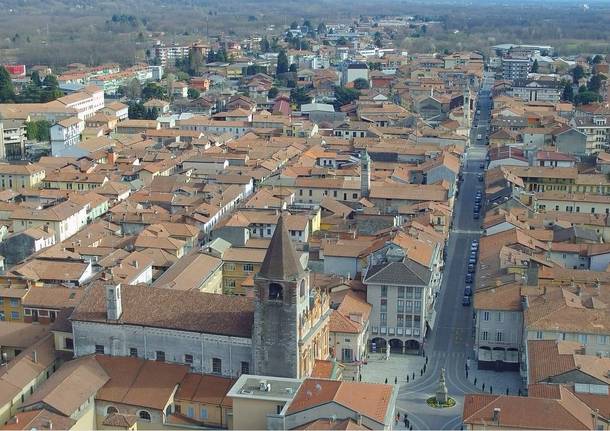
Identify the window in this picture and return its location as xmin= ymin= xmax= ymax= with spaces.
xmin=139 ymin=411 xmax=151 ymax=421
xmin=397 ymin=314 xmax=404 ymax=327
xmin=129 ymin=348 xmax=138 ymax=357
xmin=414 ymin=301 xmax=422 ymax=312
xmin=397 ymin=300 xmax=404 ymax=313
xmin=398 ymin=287 xmax=405 ymax=298
xmin=225 ymin=263 xmax=236 ymax=271
xmin=380 ymin=285 xmax=387 ymax=298
xmin=481 ymin=331 xmax=488 ymax=341
xmin=65 ymin=338 xmax=74 ymax=350
xmin=187 ymin=406 xmax=195 ymax=418
xmin=598 ymin=335 xmax=609 ymax=345
xmin=156 ymin=351 xmax=166 ymax=362
xmin=95 ymin=345 xmax=105 ymax=354
xmin=0 ymin=311 xmax=4 ymax=321
xmin=414 ymin=288 xmax=422 ymax=299
xmin=212 ymin=358 xmax=222 ymax=374
xmin=10 ymin=311 xmax=19 ymax=320
xmin=200 ymin=408 xmax=208 ymax=420
xmin=241 ymin=361 xmax=250 ymax=374
xmin=268 ymin=283 xmax=283 ymax=301
xmin=243 ymin=263 xmax=254 ymax=272
xmin=106 ymin=406 xmax=118 ymax=415
xmin=380 ymin=298 xmax=387 ymax=312
xmin=483 ymin=311 xmax=490 ymax=321
xmin=496 ymin=331 xmax=503 ymax=342
xmin=184 ymin=354 xmax=194 ymax=364
xmin=308 ymin=189 xmax=312 ymax=196
xmin=579 ymin=334 xmax=589 ymax=344
xmin=496 ymin=312 xmax=504 ymax=322
xmin=9 ymin=298 xmax=19 ymax=307
xmin=536 ymin=331 xmax=543 ymax=340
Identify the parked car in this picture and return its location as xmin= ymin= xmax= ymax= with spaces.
xmin=478 ymin=173 xmax=484 ymax=182
xmin=464 ymin=285 xmax=473 ymax=296
xmin=473 ymin=212 xmax=480 ymax=219
xmin=462 ymin=295 xmax=472 ymax=306
xmin=468 ymin=263 xmax=476 ymax=273
xmin=465 ymin=273 xmax=473 ymax=283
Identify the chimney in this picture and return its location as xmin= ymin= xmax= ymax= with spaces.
xmin=357 ymin=415 xmax=363 ymax=426
xmin=31 ymin=351 xmax=38 ymax=363
xmin=492 ymin=408 xmax=501 ymax=424
xmin=106 ymin=284 xmax=123 ymax=321
xmin=133 ymin=260 xmax=139 ymax=269
xmin=47 ymin=420 xmax=53 ymax=430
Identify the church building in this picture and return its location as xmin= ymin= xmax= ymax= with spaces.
xmin=69 ymin=213 xmax=330 ymax=379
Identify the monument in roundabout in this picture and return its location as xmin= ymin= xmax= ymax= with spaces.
xmin=427 ymin=368 xmax=456 ymax=408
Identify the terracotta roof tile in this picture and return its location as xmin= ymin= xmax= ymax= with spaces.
xmin=70 ymin=284 xmax=254 ymax=338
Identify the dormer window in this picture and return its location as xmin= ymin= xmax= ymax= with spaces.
xmin=269 ymin=283 xmax=283 ymax=301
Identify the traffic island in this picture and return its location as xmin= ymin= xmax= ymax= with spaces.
xmin=426 ymin=396 xmax=456 ymax=408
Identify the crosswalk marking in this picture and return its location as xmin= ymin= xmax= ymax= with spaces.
xmin=453 ymin=229 xmax=483 ymax=234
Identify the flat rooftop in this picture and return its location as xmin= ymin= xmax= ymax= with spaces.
xmin=227 ymin=374 xmax=302 ymax=402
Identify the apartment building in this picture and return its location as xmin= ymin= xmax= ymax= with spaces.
xmin=0 ymin=119 xmax=27 ymax=160
xmin=501 ymin=56 xmax=531 ymax=82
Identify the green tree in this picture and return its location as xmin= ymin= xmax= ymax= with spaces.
xmin=290 ymin=21 xmax=299 ymax=30
xmin=574 ymin=91 xmax=602 ymax=105
xmin=334 ymin=86 xmax=361 ymax=109
xmin=561 ymin=83 xmax=574 ymax=102
xmin=141 ymin=82 xmax=167 ymax=101
xmin=591 ymin=54 xmax=604 ymax=64
xmin=144 ymin=107 xmax=159 ymax=120
xmin=267 ymin=87 xmax=279 ymax=99
xmin=336 ymin=36 xmax=348 ymax=46
xmin=26 ymin=120 xmax=50 ymax=142
xmin=353 ymin=78 xmax=369 ymax=90
xmin=260 ymin=37 xmax=271 ymax=53
xmin=290 ymin=86 xmax=311 ymax=106
xmin=30 ymin=70 xmax=42 ymax=87
xmin=588 ymin=74 xmax=606 ymax=93
xmin=187 ymin=88 xmax=200 ymax=99
xmin=0 ymin=66 xmax=16 ymax=102
xmin=373 ymin=31 xmax=383 ymax=48
xmin=289 ymin=63 xmax=298 ymax=73
xmin=42 ymin=74 xmax=59 ymax=89
xmin=368 ymin=62 xmax=382 ymax=71
xmin=128 ymin=101 xmax=146 ymax=119
xmin=317 ymin=22 xmax=327 ymax=34
xmin=572 ymin=65 xmax=585 ymax=84
xmin=207 ymin=49 xmax=216 ymax=63
xmin=531 ymin=59 xmax=539 ymax=73
xmin=276 ymin=50 xmax=289 ymax=75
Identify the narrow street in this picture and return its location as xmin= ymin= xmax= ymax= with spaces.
xmin=393 ymin=73 xmax=495 ymax=430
